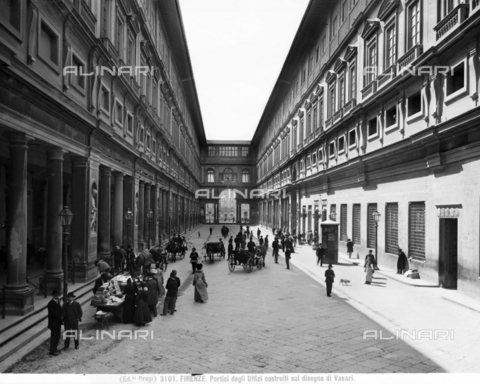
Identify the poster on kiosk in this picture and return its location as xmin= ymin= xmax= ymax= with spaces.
xmin=321 ymin=219 xmax=340 ymax=264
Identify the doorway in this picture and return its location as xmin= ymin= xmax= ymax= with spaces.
xmin=439 ymin=218 xmax=458 ymax=289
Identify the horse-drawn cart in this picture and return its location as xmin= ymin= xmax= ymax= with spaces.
xmin=229 ymin=250 xmax=264 ymax=273
xmin=203 ymin=242 xmax=225 ymax=263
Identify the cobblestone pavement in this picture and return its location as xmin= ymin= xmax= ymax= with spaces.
xmin=5 ymin=225 xmax=444 ymax=374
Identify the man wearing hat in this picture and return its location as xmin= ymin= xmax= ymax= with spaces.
xmin=47 ymin=289 xmax=63 ymax=356
xmin=63 ymin=292 xmax=83 ymax=350
xmin=324 ymin=264 xmax=335 ymax=297
xmin=190 ymin=248 xmax=199 ymax=273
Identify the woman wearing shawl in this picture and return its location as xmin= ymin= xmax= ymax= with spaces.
xmin=123 ymin=278 xmax=137 ymax=323
xmin=193 ymin=264 xmax=208 ymax=303
xmin=134 ymin=284 xmax=152 ymax=326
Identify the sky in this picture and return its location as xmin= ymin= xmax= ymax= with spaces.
xmin=179 ymin=0 xmax=310 ymax=141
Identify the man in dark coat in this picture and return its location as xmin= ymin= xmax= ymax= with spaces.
xmin=123 ymin=278 xmax=137 ymax=323
xmin=316 ymin=243 xmax=326 ymax=267
xmin=257 ymin=228 xmax=261 ymax=239
xmin=397 ymin=248 xmax=408 ymax=274
xmin=161 ymin=270 xmax=181 ymax=316
xmin=285 ymin=248 xmax=291 ymax=269
xmin=146 ymin=275 xmax=160 ymax=317
xmin=325 ymin=264 xmax=335 ymax=297
xmin=228 ymin=242 xmax=234 ymax=260
xmin=113 ymin=245 xmax=123 ymax=274
xmin=63 ymin=292 xmax=83 ymax=350
xmin=47 ymin=289 xmax=63 ymax=356
xmin=190 ymin=248 xmax=200 ymax=272
xmin=347 ymin=239 xmax=354 ymax=258
xmin=259 ymin=236 xmax=264 ymax=246
xmin=209 ymin=227 xmax=212 ymax=236
xmin=272 ymin=238 xmax=280 ymax=263
xmin=247 ymin=238 xmax=256 ymax=254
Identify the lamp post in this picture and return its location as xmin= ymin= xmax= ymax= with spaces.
xmin=124 ymin=208 xmax=133 ymax=247
xmin=59 ymin=206 xmax=73 ymax=305
xmin=373 ymin=210 xmax=381 ymax=270
xmin=147 ymin=209 xmax=153 ymax=249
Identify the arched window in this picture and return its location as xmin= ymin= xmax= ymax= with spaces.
xmin=242 ymin=169 xmax=250 ymax=183
xmin=221 ymin=168 xmax=236 ymax=183
xmin=207 ymin=169 xmax=215 ymax=183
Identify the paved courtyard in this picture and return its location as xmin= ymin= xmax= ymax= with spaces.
xmin=5 ymin=225 xmax=444 ymax=374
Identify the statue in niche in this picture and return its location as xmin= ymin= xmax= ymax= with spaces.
xmin=90 ymin=185 xmax=98 ymax=233
xmin=135 ymin=192 xmax=139 ymax=225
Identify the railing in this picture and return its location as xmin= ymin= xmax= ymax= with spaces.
xmin=79 ymin=0 xmax=97 ymax=33
xmin=343 ymin=98 xmax=357 ymax=114
xmin=397 ymin=44 xmax=423 ymax=69
xmin=361 ymin=80 xmax=377 ymax=99
xmin=26 ymin=276 xmax=45 ymax=296
xmin=377 ymin=65 xmax=396 ymax=88
xmin=434 ymin=4 xmax=469 ymax=40
xmin=333 ymin=108 xmax=343 ymax=123
xmin=325 ymin=117 xmax=333 ymax=128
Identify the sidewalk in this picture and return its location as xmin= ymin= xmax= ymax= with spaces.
xmin=251 ymin=225 xmax=480 ymax=373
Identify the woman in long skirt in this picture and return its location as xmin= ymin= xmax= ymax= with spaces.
xmin=365 ymin=260 xmax=374 ymax=284
xmin=154 ymin=269 xmax=166 ymax=297
xmin=134 ymin=285 xmax=152 ymax=326
xmin=123 ymin=278 xmax=137 ymax=323
xmin=193 ymin=264 xmax=208 ymax=303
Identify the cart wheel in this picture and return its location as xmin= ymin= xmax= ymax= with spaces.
xmin=247 ymin=258 xmax=254 ymax=273
xmin=228 ymin=260 xmax=235 ymax=272
xmin=257 ymin=259 xmax=263 ymax=270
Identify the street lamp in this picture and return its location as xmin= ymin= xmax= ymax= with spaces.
xmin=373 ymin=210 xmax=381 ymax=270
xmin=147 ymin=209 xmax=154 ymax=249
xmin=124 ymin=208 xmax=133 ymax=248
xmin=58 ymin=206 xmax=73 ymax=305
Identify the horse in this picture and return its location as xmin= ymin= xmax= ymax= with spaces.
xmin=166 ymin=241 xmax=186 ymax=262
xmin=135 ymin=250 xmax=155 ymax=275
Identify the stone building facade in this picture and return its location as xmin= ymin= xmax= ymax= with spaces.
xmin=251 ymin=0 xmax=480 ymax=300
xmin=0 ymin=0 xmax=204 ymax=314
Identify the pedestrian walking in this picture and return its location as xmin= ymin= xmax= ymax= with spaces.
xmin=127 ymin=245 xmax=135 ymax=274
xmin=190 ymin=247 xmax=200 ymax=273
xmin=257 ymin=228 xmax=261 ymax=239
xmin=209 ymin=227 xmax=213 ymax=236
xmin=47 ymin=289 xmax=63 ymax=356
xmin=193 ymin=264 xmax=208 ymax=303
xmin=346 ymin=239 xmax=354 ymax=258
xmin=259 ymin=236 xmax=264 ymax=246
xmin=272 ymin=238 xmax=279 ymax=263
xmin=365 ymin=255 xmax=375 ymax=284
xmin=62 ymin=292 xmax=83 ymax=350
xmin=397 ymin=248 xmax=408 ymax=274
xmin=285 ymin=247 xmax=291 ymax=269
xmin=324 ymin=264 xmax=335 ymax=297
xmin=123 ymin=278 xmax=137 ymax=324
xmin=198 ymin=232 xmax=201 ymax=238
xmin=154 ymin=268 xmax=166 ymax=298
xmin=293 ymin=234 xmax=298 ymax=247
xmin=228 ymin=242 xmax=234 ymax=260
xmin=161 ymin=270 xmax=181 ymax=316
xmin=134 ymin=284 xmax=152 ymax=325
xmin=316 ymin=243 xmax=325 ymax=267
xmin=264 ymin=235 xmax=269 ymax=249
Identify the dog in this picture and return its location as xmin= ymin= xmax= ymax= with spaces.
xmin=339 ymin=279 xmax=350 ymax=286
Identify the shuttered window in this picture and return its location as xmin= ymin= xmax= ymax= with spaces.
xmin=409 ymin=202 xmax=425 ymax=260
xmin=352 ymin=204 xmax=361 ymax=245
xmin=385 ymin=203 xmax=398 ymax=254
xmin=367 ymin=204 xmax=377 ymax=249
xmin=340 ymin=204 xmax=347 ymax=241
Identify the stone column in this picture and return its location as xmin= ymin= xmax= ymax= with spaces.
xmin=138 ymin=181 xmax=145 ymax=250
xmin=123 ymin=176 xmax=135 ymax=247
xmin=98 ymin=167 xmax=112 ymax=260
xmin=71 ymin=156 xmax=91 ymax=283
xmin=144 ymin=183 xmax=151 ymax=247
xmin=112 ymin=172 xmax=124 ymax=246
xmin=45 ymin=147 xmax=66 ymax=292
xmin=151 ymin=185 xmax=158 ymax=245
xmin=4 ymin=133 xmax=34 ymax=315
